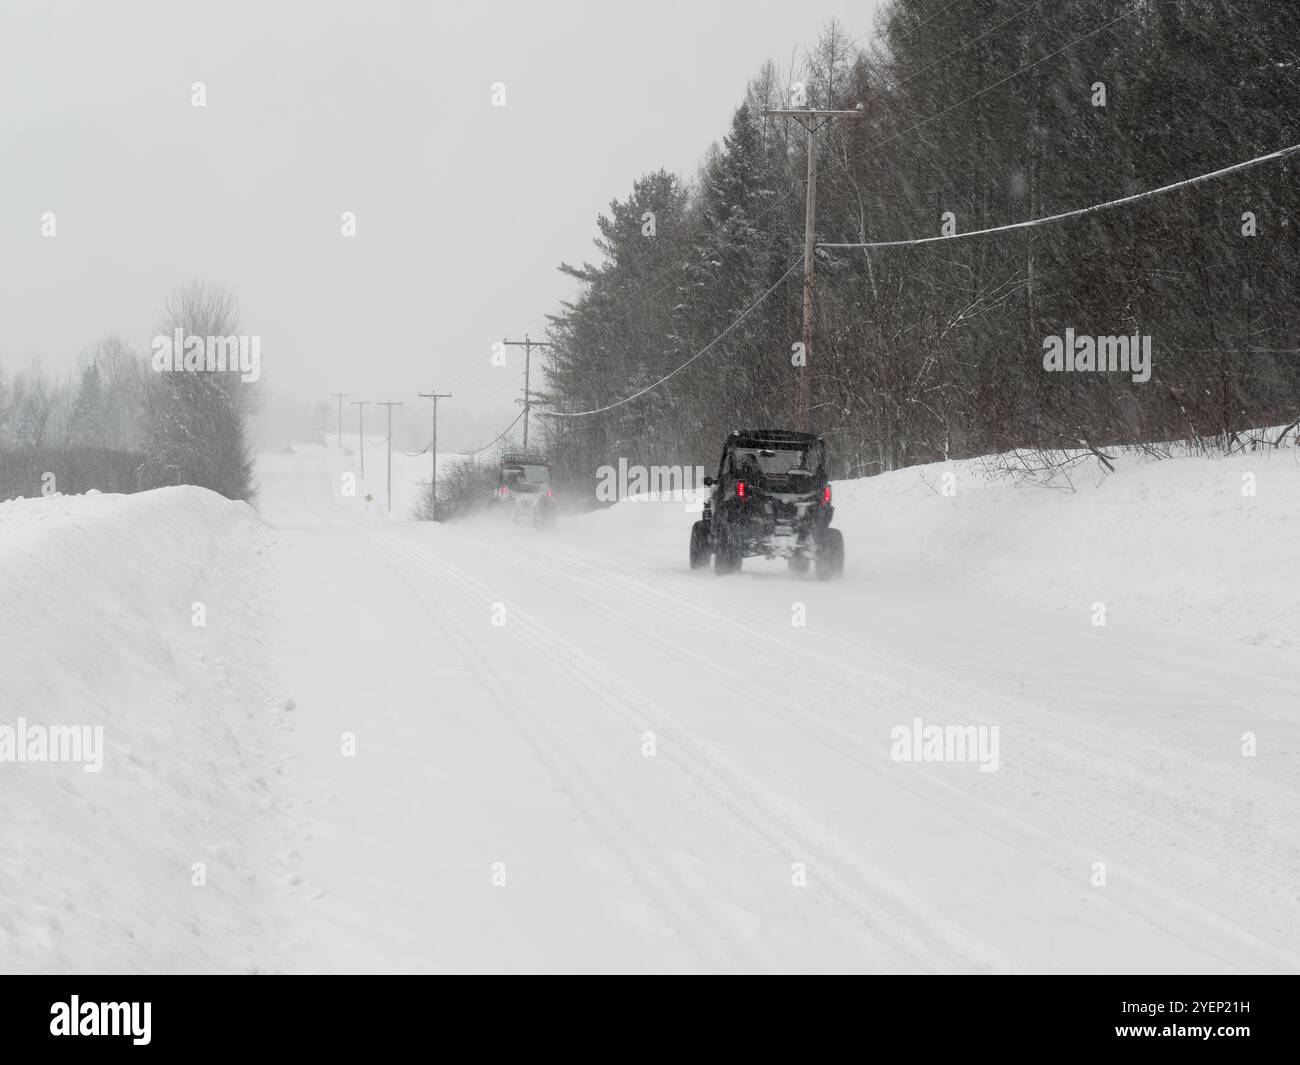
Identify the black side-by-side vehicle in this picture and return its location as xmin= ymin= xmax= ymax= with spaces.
xmin=689 ymin=429 xmax=844 ymax=579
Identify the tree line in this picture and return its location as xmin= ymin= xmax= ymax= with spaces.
xmin=0 ymin=281 xmax=255 ymax=502
xmin=539 ymin=0 xmax=1300 ymax=488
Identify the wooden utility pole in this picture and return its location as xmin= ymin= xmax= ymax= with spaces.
xmin=760 ymin=105 xmax=862 ymax=431
xmin=417 ymin=390 xmax=452 ymax=520
xmin=330 ymin=392 xmax=348 ymax=447
xmin=502 ymin=335 xmax=552 ymax=451
xmin=349 ymin=400 xmax=371 ymax=477
xmin=376 ymin=401 xmax=403 ymax=513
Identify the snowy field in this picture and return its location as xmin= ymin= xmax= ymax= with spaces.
xmin=2 ymin=441 xmax=1298 ymax=973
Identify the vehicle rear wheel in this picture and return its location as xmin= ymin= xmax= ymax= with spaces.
xmin=815 ymin=528 xmax=844 ymax=581
xmin=714 ymin=528 xmax=742 ymax=575
xmin=689 ymin=521 xmax=710 ymax=570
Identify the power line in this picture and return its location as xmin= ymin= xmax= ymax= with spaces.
xmin=329 ymin=392 xmax=348 ymax=448
xmin=453 ymin=5 xmax=1134 ymax=435
xmin=899 ymin=0 xmax=965 ymax=38
xmin=533 ymin=255 xmax=805 ymax=420
xmin=418 ymin=390 xmax=452 ymax=517
xmin=501 ymin=336 xmax=552 ymax=449
xmin=851 ymin=0 xmax=964 ymax=49
xmin=460 ymin=407 xmax=527 ymax=457
xmin=890 ymin=4 xmax=1031 ymax=89
xmin=837 ymin=7 xmax=1139 ymax=176
xmin=763 ymin=107 xmax=864 ymax=430
xmin=484 ymin=6 xmax=1132 ymax=413
xmin=820 ymin=142 xmax=1300 ymax=249
xmin=1196 ymin=348 xmax=1300 ymax=355
xmin=348 ymin=400 xmax=371 ymax=477
xmin=375 ymin=401 xmax=403 ymax=513
xmin=391 ymin=402 xmax=522 ymax=465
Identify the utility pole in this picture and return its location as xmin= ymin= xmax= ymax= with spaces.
xmin=330 ymin=392 xmax=349 ymax=447
xmin=417 ymin=390 xmax=452 ymax=520
xmin=502 ymin=335 xmax=552 ymax=451
xmin=349 ymin=400 xmax=371 ymax=478
xmin=761 ymin=104 xmax=862 ymax=431
xmin=376 ymin=401 xmax=403 ymax=513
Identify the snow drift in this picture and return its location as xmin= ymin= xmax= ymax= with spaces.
xmin=0 ymin=487 xmax=279 ymax=973
xmin=568 ymin=443 xmax=1300 ymax=649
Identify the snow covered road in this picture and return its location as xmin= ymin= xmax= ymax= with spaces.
xmin=4 ymin=444 xmax=1295 ymax=973
xmin=254 ymin=445 xmax=1300 ymax=973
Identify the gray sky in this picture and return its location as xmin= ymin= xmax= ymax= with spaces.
xmin=0 ymin=0 xmax=874 ymax=444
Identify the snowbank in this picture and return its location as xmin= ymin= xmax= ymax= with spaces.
xmin=836 ymin=447 xmax=1300 ymax=650
xmin=0 ymin=487 xmax=279 ymax=973
xmin=547 ymin=443 xmax=1300 ymax=649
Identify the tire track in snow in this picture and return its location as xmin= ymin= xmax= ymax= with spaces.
xmin=367 ymin=533 xmax=761 ymax=974
xmin=439 ymin=527 xmax=1300 ymax=973
xmin=385 ymin=533 xmax=1004 ymax=972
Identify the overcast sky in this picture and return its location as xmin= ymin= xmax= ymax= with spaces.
xmin=0 ymin=0 xmax=877 ymax=445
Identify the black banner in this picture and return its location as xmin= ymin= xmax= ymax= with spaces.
xmin=0 ymin=976 xmax=1291 ymax=1054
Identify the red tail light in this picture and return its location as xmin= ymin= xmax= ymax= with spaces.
xmin=822 ymin=485 xmax=832 ymax=504
xmin=546 ymin=488 xmax=553 ymax=498
xmin=499 ymin=486 xmax=509 ymax=497
xmin=736 ymin=480 xmax=746 ymax=499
